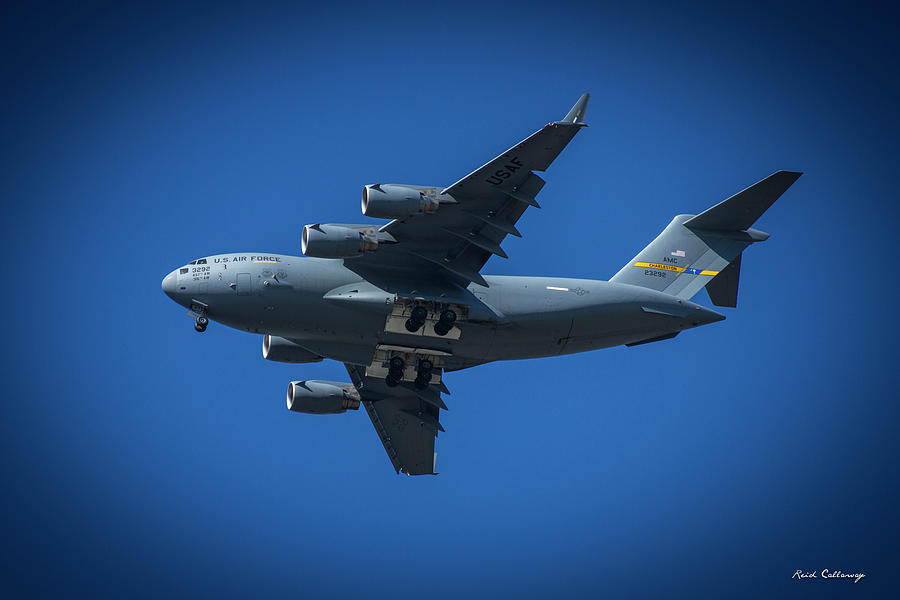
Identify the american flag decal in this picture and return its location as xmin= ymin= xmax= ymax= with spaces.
xmin=671 ymin=250 xmax=686 ymax=257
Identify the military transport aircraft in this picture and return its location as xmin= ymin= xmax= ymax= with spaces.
xmin=162 ymin=94 xmax=801 ymax=475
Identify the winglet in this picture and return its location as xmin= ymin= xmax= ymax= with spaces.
xmin=560 ymin=93 xmax=590 ymax=124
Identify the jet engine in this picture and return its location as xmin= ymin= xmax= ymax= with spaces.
xmin=262 ymin=335 xmax=323 ymax=363
xmin=286 ymin=380 xmax=361 ymax=414
xmin=361 ymin=184 xmax=438 ymax=218
xmin=301 ymin=224 xmax=378 ymax=258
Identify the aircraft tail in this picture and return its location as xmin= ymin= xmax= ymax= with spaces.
xmin=609 ymin=171 xmax=801 ymax=307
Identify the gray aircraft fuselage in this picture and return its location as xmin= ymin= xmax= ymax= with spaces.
xmin=162 ymin=252 xmax=724 ymax=369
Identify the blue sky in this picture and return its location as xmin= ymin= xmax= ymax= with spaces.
xmin=2 ymin=2 xmax=898 ymax=598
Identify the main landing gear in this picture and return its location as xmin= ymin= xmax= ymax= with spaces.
xmin=405 ymin=305 xmax=428 ymax=332
xmin=433 ymin=309 xmax=457 ymax=336
xmin=384 ymin=356 xmax=435 ymax=389
xmin=385 ymin=356 xmax=405 ymax=387
xmin=414 ymin=359 xmax=433 ymax=389
xmin=405 ymin=305 xmax=457 ymax=336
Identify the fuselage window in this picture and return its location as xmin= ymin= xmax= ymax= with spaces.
xmin=179 ymin=268 xmax=189 ymax=274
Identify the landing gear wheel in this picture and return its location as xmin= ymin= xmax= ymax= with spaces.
xmin=414 ymin=358 xmax=434 ymax=389
xmin=386 ymin=356 xmax=405 ymax=387
xmin=433 ymin=309 xmax=457 ymax=336
xmin=405 ymin=305 xmax=428 ymax=332
xmin=194 ymin=322 xmax=207 ymax=332
xmin=194 ymin=315 xmax=208 ymax=332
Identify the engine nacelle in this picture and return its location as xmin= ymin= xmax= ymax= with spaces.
xmin=262 ymin=335 xmax=323 ymax=364
xmin=362 ymin=184 xmax=438 ymax=219
xmin=301 ymin=224 xmax=377 ymax=258
xmin=286 ymin=380 xmax=360 ymax=414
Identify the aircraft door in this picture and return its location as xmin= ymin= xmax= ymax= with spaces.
xmin=236 ymin=273 xmax=251 ymax=295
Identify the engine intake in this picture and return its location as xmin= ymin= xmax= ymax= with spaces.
xmin=302 ymin=224 xmax=377 ymax=258
xmin=263 ymin=335 xmax=323 ymax=363
xmin=362 ymin=184 xmax=438 ymax=219
xmin=286 ymin=380 xmax=360 ymax=414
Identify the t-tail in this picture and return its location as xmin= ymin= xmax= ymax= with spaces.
xmin=610 ymin=171 xmax=802 ymax=307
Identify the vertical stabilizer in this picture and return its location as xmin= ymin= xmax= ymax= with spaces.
xmin=610 ymin=171 xmax=801 ymax=304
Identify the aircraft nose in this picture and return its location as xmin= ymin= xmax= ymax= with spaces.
xmin=162 ymin=270 xmax=178 ymax=299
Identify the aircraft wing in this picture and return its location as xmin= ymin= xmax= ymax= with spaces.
xmin=345 ymin=363 xmax=444 ymax=475
xmin=348 ymin=94 xmax=589 ymax=288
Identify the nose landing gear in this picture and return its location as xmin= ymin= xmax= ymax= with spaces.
xmin=189 ymin=301 xmax=210 ymax=333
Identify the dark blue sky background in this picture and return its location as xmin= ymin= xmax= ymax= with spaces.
xmin=2 ymin=2 xmax=898 ymax=598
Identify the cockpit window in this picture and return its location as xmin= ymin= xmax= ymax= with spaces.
xmin=189 ymin=261 xmax=197 ymax=265
xmin=197 ymin=259 xmax=207 ymax=264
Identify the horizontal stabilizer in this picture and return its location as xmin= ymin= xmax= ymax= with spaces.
xmin=706 ymin=253 xmax=742 ymax=308
xmin=684 ymin=171 xmax=801 ymax=231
